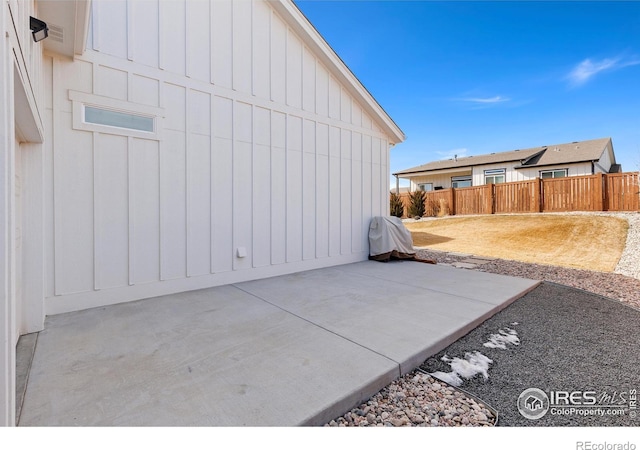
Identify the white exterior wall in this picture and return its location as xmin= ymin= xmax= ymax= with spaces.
xmin=2 ymin=0 xmax=46 ymax=427
xmin=472 ymin=162 xmax=520 ymax=185
xmin=44 ymin=0 xmax=394 ymax=315
xmin=408 ymin=170 xmax=470 ymax=191
xmin=512 ymin=162 xmax=593 ymax=180
xmin=595 ymin=143 xmax=613 ymax=173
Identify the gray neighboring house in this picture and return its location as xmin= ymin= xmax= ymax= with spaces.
xmin=394 ymin=137 xmax=620 ymax=192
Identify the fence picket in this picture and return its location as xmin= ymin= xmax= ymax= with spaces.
xmin=397 ymin=172 xmax=639 ymax=217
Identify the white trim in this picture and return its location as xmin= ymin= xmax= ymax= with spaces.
xmin=74 ymin=0 xmax=92 ymax=56
xmin=69 ymin=90 xmax=163 ymax=140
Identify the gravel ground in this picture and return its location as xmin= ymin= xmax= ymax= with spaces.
xmin=326 ymin=212 xmax=640 ymax=427
xmin=420 ymin=282 xmax=640 ymax=426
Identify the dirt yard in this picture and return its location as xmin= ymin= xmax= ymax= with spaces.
xmin=404 ymin=214 xmax=628 ymax=272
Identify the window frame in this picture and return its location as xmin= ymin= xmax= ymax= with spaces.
xmin=484 ymin=168 xmax=506 ymax=185
xmin=83 ymin=106 xmax=155 ymax=133
xmin=418 ymin=182 xmax=433 ymax=192
xmin=540 ymin=168 xmax=568 ymax=179
xmin=70 ymin=90 xmax=164 ymax=140
xmin=451 ymin=175 xmax=472 ymax=188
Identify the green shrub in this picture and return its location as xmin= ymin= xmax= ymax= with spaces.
xmin=389 ymin=192 xmax=405 ymax=218
xmin=407 ymin=190 xmax=426 ymax=218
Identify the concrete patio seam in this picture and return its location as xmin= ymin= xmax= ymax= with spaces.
xmin=341 ymin=264 xmax=523 ymax=308
xmin=231 ymin=283 xmax=403 ymax=377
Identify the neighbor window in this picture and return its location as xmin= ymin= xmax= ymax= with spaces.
xmin=484 ymin=168 xmax=506 ymax=184
xmin=418 ymin=183 xmax=433 ymax=192
xmin=540 ymin=169 xmax=568 ymax=179
xmin=451 ymin=176 xmax=472 ymax=188
xmin=84 ymin=106 xmax=155 ymax=133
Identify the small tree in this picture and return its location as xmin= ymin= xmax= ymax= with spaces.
xmin=389 ymin=192 xmax=404 ymax=218
xmin=407 ymin=190 xmax=426 ymax=218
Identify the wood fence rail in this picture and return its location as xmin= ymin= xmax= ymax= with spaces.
xmin=397 ymin=172 xmax=639 ymax=217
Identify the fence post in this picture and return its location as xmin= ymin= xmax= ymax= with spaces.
xmin=449 ymin=188 xmax=456 ymax=216
xmin=492 ymin=183 xmax=496 ymax=214
xmin=486 ymin=183 xmax=495 ymax=214
xmin=401 ymin=193 xmax=408 ymax=218
xmin=596 ymin=172 xmax=604 ymax=211
xmin=533 ymin=177 xmax=542 ymax=212
xmin=602 ymin=173 xmax=609 ymax=211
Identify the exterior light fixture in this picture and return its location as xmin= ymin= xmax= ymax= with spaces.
xmin=30 ymin=16 xmax=49 ymax=42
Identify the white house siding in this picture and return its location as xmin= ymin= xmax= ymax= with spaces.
xmin=513 ymin=162 xmax=594 ymax=180
xmin=595 ymin=144 xmax=613 ymax=173
xmin=408 ymin=170 xmax=470 ymax=191
xmin=471 ymin=163 xmax=522 ymax=185
xmin=44 ymin=0 xmax=393 ymax=315
xmin=473 ymin=162 xmax=596 ymax=186
xmin=1 ymin=0 xmax=47 ymax=427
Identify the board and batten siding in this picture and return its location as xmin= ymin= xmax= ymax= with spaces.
xmin=44 ymin=0 xmax=393 ymax=314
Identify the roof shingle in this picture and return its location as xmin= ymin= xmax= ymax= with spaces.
xmin=394 ymin=137 xmax=613 ymax=175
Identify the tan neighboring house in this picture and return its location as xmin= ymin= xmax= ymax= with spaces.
xmin=393 ymin=137 xmax=620 ymax=192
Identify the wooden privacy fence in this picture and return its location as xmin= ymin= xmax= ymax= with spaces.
xmin=398 ymin=172 xmax=639 ymax=217
xmin=605 ymin=172 xmax=640 ymax=212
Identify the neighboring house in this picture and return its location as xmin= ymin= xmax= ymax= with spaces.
xmin=0 ymin=0 xmax=404 ymax=426
xmin=393 ymin=137 xmax=619 ymax=193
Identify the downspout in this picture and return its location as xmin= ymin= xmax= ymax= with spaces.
xmin=395 ymin=175 xmax=399 ymax=194
xmin=591 ymin=161 xmax=595 ymax=175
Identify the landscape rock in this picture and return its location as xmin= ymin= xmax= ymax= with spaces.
xmin=325 ymin=371 xmax=496 ymax=427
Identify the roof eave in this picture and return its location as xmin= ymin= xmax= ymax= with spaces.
xmin=513 ymin=159 xmax=596 ymax=170
xmin=39 ymin=0 xmax=92 ymax=58
xmin=394 ymin=157 xmax=532 ymax=177
xmin=270 ymin=0 xmax=405 ymax=144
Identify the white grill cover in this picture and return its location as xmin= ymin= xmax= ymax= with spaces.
xmin=368 ymin=216 xmax=416 ymax=261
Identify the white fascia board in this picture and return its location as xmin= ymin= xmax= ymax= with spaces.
xmin=395 ymin=167 xmax=474 ymax=179
xmin=74 ymin=0 xmax=91 ymax=56
xmin=270 ymin=0 xmax=405 ymax=144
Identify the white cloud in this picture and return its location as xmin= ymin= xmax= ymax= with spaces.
xmin=567 ymin=56 xmax=640 ymax=87
xmin=460 ymin=95 xmax=510 ymax=104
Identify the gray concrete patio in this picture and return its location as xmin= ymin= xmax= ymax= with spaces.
xmin=17 ymin=260 xmax=539 ymax=426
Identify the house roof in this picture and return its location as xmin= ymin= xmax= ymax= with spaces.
xmin=394 ymin=137 xmax=613 ymax=176
xmin=276 ymin=0 xmax=405 ymax=144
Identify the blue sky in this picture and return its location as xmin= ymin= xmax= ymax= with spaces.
xmin=294 ymin=0 xmax=640 ymax=187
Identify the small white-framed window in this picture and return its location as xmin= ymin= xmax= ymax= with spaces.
xmin=540 ymin=169 xmax=568 ymax=179
xmin=84 ymin=106 xmax=155 ymax=133
xmin=418 ymin=183 xmax=433 ymax=192
xmin=484 ymin=168 xmax=506 ymax=184
xmin=70 ymin=90 xmax=163 ymax=140
xmin=451 ymin=175 xmax=472 ymax=188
